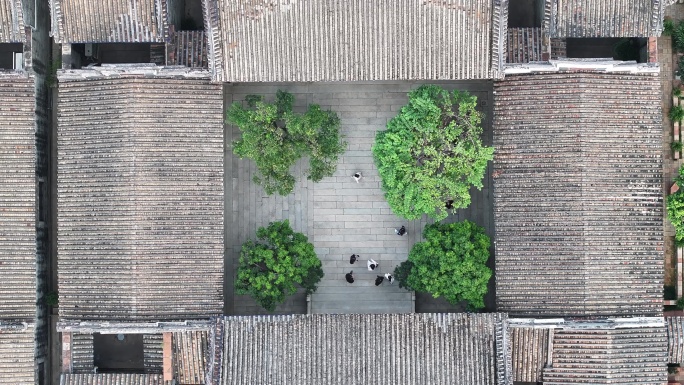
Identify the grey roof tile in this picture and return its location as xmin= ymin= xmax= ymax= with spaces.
xmin=0 ymin=75 xmax=37 ymax=322
xmin=546 ymin=0 xmax=665 ymax=37
xmin=173 ymin=331 xmax=207 ymax=384
xmin=510 ymin=318 xmax=667 ymax=384
xmin=0 ymin=324 xmax=35 ymax=385
xmin=169 ymin=31 xmax=208 ymax=68
xmin=0 ymin=0 xmax=25 ymax=42
xmin=57 ymin=74 xmax=224 ymax=321
xmin=205 ymin=0 xmax=508 ymax=82
xmin=50 ymin=0 xmax=167 ymax=43
xmin=493 ymin=72 xmax=663 ymax=317
xmin=143 ymin=333 xmax=162 ymax=374
xmin=511 ymin=326 xmax=549 ymax=382
xmin=60 ymin=374 xmax=164 ymax=385
xmin=213 ymin=313 xmax=512 ymax=385
xmin=544 ymin=327 xmax=667 ymax=384
xmin=70 ymin=333 xmax=94 ymax=373
xmin=667 ymin=316 xmax=684 ymax=364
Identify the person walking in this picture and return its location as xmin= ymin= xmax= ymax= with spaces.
xmin=367 ymin=258 xmax=379 ymax=271
xmin=350 ymin=254 xmax=358 ymax=264
xmin=375 ymin=275 xmax=385 ymax=286
xmin=384 ymin=273 xmax=394 ymax=284
xmin=345 ymin=271 xmax=354 ymax=284
xmin=395 ymin=226 xmax=407 ymax=236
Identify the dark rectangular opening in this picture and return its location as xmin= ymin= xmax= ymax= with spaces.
xmin=183 ymin=0 xmax=205 ymax=30
xmin=565 ymin=37 xmax=647 ymax=62
xmin=508 ymin=0 xmax=543 ymax=28
xmin=93 ymin=333 xmax=145 ymax=373
xmin=0 ymin=43 xmax=24 ymax=70
xmin=70 ymin=43 xmax=153 ymax=67
xmin=38 ymin=362 xmax=45 ymax=385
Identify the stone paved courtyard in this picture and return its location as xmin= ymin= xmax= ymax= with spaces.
xmin=223 ymin=81 xmax=494 ymax=315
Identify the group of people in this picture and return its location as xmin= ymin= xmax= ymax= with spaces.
xmin=345 ymin=255 xmax=394 ymax=286
xmin=343 ymin=223 xmax=407 ymax=286
xmin=348 ymin=170 xmax=407 ymax=286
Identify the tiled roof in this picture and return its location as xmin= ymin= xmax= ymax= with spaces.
xmin=493 ymin=72 xmax=663 ymax=317
xmin=0 ymin=0 xmax=25 ymax=42
xmin=57 ymin=73 xmax=224 ymax=321
xmin=50 ymin=0 xmax=167 ymax=43
xmin=60 ymin=374 xmax=163 ymax=385
xmin=173 ymin=331 xmax=207 ymax=384
xmin=0 ymin=75 xmax=37 ymax=322
xmin=510 ymin=318 xmax=667 ymax=385
xmin=506 ymin=28 xmax=544 ymax=63
xmin=205 ymin=0 xmax=508 ymax=82
xmin=70 ymin=333 xmax=94 ymax=373
xmin=667 ymin=316 xmax=684 ymax=363
xmin=169 ymin=31 xmax=208 ymax=68
xmin=543 ymin=327 xmax=667 ymax=384
xmin=0 ymin=324 xmax=35 ymax=385
xmin=63 ymin=330 xmax=207 ymax=380
xmin=213 ymin=314 xmax=512 ymax=385
xmin=511 ymin=326 xmax=549 ymax=383
xmin=143 ymin=334 xmax=162 ymax=374
xmin=545 ymin=0 xmax=665 ymax=37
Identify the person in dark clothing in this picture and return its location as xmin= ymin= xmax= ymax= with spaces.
xmin=350 ymin=254 xmax=358 ymax=264
xmin=345 ymin=271 xmax=355 ymax=284
xmin=375 ymin=275 xmax=385 ymax=286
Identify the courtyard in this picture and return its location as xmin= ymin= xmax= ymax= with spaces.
xmin=222 ymin=81 xmax=495 ymax=315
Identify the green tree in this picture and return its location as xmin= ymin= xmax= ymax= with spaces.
xmin=44 ymin=291 xmax=58 ymax=307
xmin=227 ymin=90 xmax=346 ymax=196
xmin=372 ymin=85 xmax=494 ymax=221
xmin=675 ymin=21 xmax=684 ymax=51
xmin=668 ymin=165 xmax=684 ymax=246
xmin=235 ymin=220 xmax=324 ymax=311
xmin=393 ymin=220 xmax=492 ymax=310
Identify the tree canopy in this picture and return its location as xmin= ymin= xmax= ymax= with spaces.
xmin=372 ymin=85 xmax=494 ymax=221
xmin=227 ymin=90 xmax=346 ymax=196
xmin=668 ymin=165 xmax=684 ymax=246
xmin=235 ymin=220 xmax=324 ymax=311
xmin=393 ymin=220 xmax=492 ymax=310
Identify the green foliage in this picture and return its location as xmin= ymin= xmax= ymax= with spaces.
xmin=665 ymin=285 xmax=677 ymax=300
xmin=372 ymin=85 xmax=494 ymax=221
xmin=678 ymin=56 xmax=684 ymax=73
xmin=673 ymin=141 xmax=683 ymax=152
xmin=612 ymin=38 xmax=639 ymax=61
xmin=678 ymin=297 xmax=684 ymax=310
xmin=235 ymin=220 xmax=323 ymax=311
xmin=668 ymin=165 xmax=684 ymax=246
xmin=675 ymin=87 xmax=682 ymax=98
xmin=227 ymin=90 xmax=346 ymax=196
xmin=393 ymin=220 xmax=492 ymax=310
xmin=46 ymin=60 xmax=61 ymax=87
xmin=671 ymin=105 xmax=684 ymax=123
xmin=674 ymin=21 xmax=684 ymax=51
xmin=45 ymin=291 xmax=58 ymax=306
xmin=665 ymin=18 xmax=676 ymax=36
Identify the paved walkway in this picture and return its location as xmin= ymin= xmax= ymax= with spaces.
xmin=663 ymin=5 xmax=684 ymax=287
xmin=224 ymin=81 xmax=493 ymax=315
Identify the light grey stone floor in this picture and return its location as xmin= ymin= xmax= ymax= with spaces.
xmin=224 ymin=81 xmax=493 ymax=315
